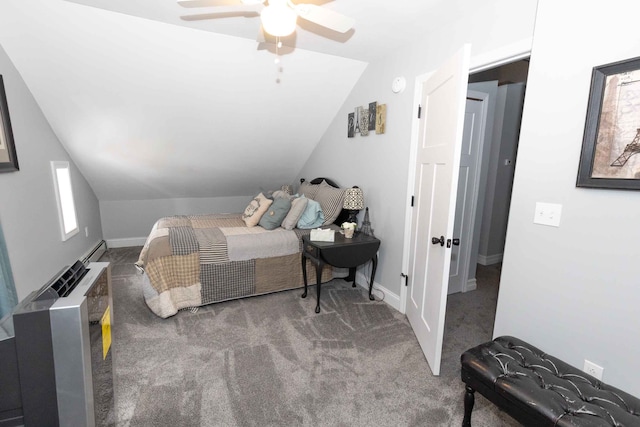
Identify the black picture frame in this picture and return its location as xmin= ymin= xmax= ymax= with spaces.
xmin=347 ymin=112 xmax=354 ymax=138
xmin=0 ymin=75 xmax=19 ymax=173
xmin=576 ymin=56 xmax=640 ymax=189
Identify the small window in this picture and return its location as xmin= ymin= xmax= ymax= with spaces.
xmin=51 ymin=161 xmax=79 ymax=241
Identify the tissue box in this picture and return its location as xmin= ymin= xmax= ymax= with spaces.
xmin=310 ymin=228 xmax=335 ymax=242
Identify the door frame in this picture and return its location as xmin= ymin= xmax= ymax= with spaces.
xmin=399 ymin=39 xmax=532 ymax=314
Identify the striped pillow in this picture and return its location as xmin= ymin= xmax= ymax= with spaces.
xmin=299 ymin=181 xmax=321 ymax=199
xmin=315 ymin=182 xmax=345 ymax=226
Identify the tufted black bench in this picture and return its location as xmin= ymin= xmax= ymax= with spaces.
xmin=460 ymin=336 xmax=640 ymax=426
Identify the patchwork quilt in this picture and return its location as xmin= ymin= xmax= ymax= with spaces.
xmin=136 ymin=213 xmax=334 ymax=318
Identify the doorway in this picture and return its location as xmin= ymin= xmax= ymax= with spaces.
xmin=442 ymin=59 xmax=529 ymax=363
xmin=465 ymin=59 xmax=529 ymax=290
xmin=439 ymin=59 xmax=530 ymax=374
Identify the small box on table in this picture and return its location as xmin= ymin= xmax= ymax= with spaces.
xmin=310 ymin=228 xmax=334 ymax=242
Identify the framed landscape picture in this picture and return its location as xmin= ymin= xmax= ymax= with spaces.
xmin=0 ymin=76 xmax=19 ymax=173
xmin=577 ymin=56 xmax=640 ymax=189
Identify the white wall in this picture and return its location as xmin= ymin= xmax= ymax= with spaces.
xmin=0 ymin=45 xmax=102 ymax=301
xmin=299 ymin=0 xmax=539 ymax=305
xmin=494 ymin=0 xmax=640 ymax=397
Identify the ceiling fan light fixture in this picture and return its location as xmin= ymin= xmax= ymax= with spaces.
xmin=260 ymin=2 xmax=297 ymax=37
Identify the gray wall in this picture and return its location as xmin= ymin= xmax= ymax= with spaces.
xmin=299 ymin=0 xmax=539 ymax=305
xmin=100 ymin=196 xmax=250 ymax=245
xmin=0 ymin=45 xmax=102 ymax=301
xmin=494 ymin=0 xmax=640 ymax=397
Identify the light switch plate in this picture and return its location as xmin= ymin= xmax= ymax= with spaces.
xmin=533 ymin=202 xmax=562 ymax=227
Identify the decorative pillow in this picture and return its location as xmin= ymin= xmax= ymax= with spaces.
xmin=314 ymin=182 xmax=345 ymax=226
xmin=297 ymin=197 xmax=325 ymax=229
xmin=242 ymin=193 xmax=273 ymax=227
xmin=259 ymin=197 xmax=291 ymax=230
xmin=281 ymin=196 xmax=308 ymax=230
xmin=299 ymin=181 xmax=321 ymax=200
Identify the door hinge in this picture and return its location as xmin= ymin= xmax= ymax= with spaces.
xmin=401 ymin=273 xmax=409 ymax=286
xmin=410 ymin=195 xmax=414 ymax=207
xmin=417 ymin=104 xmax=422 ymax=118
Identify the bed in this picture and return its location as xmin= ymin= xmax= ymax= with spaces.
xmin=135 ymin=178 xmax=352 ymax=318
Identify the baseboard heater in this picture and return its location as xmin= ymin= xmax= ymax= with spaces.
xmin=81 ymin=240 xmax=107 ymax=265
xmin=0 ymin=261 xmax=113 ymax=426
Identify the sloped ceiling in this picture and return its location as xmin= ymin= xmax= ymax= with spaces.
xmin=0 ymin=0 xmax=440 ymax=200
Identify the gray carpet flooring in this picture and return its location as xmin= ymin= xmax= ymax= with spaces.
xmin=101 ymin=247 xmax=518 ymax=426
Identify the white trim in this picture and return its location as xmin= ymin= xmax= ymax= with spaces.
xmin=400 ymin=40 xmax=532 ymax=315
xmin=106 ymin=237 xmax=147 ymax=248
xmin=469 ymin=38 xmax=533 ymax=73
xmin=477 ymin=253 xmax=503 ymax=266
xmin=354 ymin=271 xmax=401 ymax=312
xmin=464 ymin=278 xmax=477 ymax=293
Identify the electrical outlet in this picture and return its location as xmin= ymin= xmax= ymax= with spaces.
xmin=583 ymin=360 xmax=603 ymax=380
xmin=533 ymin=202 xmax=562 ymax=227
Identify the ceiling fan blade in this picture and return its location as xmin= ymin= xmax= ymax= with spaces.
xmin=293 ymin=4 xmax=354 ymax=33
xmin=180 ymin=3 xmax=264 ymax=19
xmin=177 ymin=0 xmax=263 ymax=8
xmin=256 ymin=25 xmax=266 ymax=43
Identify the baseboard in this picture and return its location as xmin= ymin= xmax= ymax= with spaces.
xmin=464 ymin=278 xmax=477 ymax=292
xmin=81 ymin=240 xmax=107 ymax=264
xmin=355 ymin=270 xmax=401 ymax=312
xmin=477 ymin=253 xmax=503 ymax=266
xmin=106 ymin=237 xmax=147 ymax=248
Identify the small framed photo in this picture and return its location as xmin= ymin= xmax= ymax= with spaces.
xmin=368 ymin=101 xmax=377 ymax=131
xmin=0 ymin=75 xmax=19 ymax=173
xmin=347 ymin=112 xmax=355 ymax=138
xmin=576 ymin=56 xmax=640 ymax=189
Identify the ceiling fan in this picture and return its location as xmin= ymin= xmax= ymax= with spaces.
xmin=177 ymin=0 xmax=355 ymax=38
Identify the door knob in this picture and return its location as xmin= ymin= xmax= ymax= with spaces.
xmin=431 ymin=236 xmax=445 ymax=246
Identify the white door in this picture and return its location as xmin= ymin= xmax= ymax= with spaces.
xmin=448 ymin=94 xmax=485 ymax=294
xmin=406 ymin=45 xmax=470 ymax=375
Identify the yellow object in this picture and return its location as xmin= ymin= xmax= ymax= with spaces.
xmin=101 ymin=306 xmax=112 ymax=360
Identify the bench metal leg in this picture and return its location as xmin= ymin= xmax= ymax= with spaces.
xmin=462 ymin=385 xmax=475 ymax=427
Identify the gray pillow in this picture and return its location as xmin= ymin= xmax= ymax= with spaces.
xmin=258 ymin=198 xmax=291 ymax=230
xmin=281 ymin=196 xmax=308 ymax=230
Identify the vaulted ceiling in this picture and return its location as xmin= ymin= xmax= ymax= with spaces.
xmin=0 ymin=0 xmax=441 ymax=200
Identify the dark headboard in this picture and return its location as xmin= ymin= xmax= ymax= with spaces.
xmin=300 ymin=177 xmax=340 ymax=188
